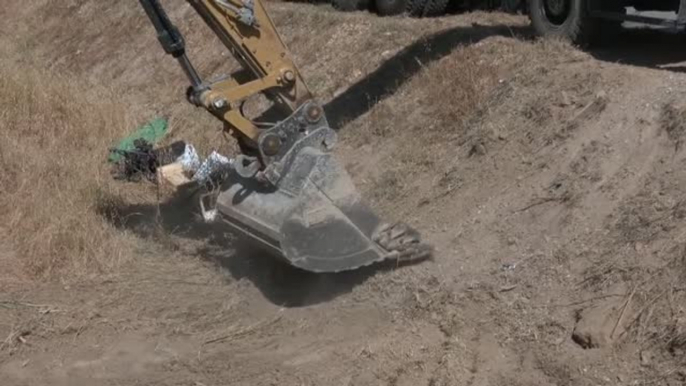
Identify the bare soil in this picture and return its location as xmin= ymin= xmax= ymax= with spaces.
xmin=2 ymin=2 xmax=686 ymax=385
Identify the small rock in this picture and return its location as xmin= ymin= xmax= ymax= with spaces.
xmin=569 ymin=92 xmax=608 ymax=126
xmin=640 ymin=350 xmax=652 ymax=366
xmin=560 ymin=91 xmax=571 ymax=106
xmin=469 ymin=142 xmax=487 ymax=157
xmin=572 ymin=299 xmax=629 ymax=349
xmin=87 ymin=310 xmax=101 ymax=320
xmin=501 ymin=262 xmax=517 ymax=271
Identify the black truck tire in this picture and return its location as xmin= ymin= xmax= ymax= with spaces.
xmin=501 ymin=0 xmax=525 ymax=13
xmin=407 ymin=0 xmax=449 ymax=17
xmin=375 ymin=0 xmax=408 ymax=16
xmin=407 ymin=0 xmax=426 ymax=16
xmin=527 ymin=0 xmax=599 ymax=46
xmin=527 ymin=0 xmax=624 ymax=47
xmin=332 ymin=0 xmax=370 ymax=12
xmin=421 ymin=0 xmax=450 ymax=16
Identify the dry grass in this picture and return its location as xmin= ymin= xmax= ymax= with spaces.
xmin=0 ymin=60 xmax=138 ymax=281
xmin=587 ymin=163 xmax=686 ymax=377
xmin=353 ymin=38 xmax=594 ymax=219
xmin=414 ymin=43 xmax=499 ymax=137
xmin=622 ymin=252 xmax=686 ymax=373
xmin=341 ymin=43 xmax=501 ymax=217
xmin=660 ymin=101 xmax=686 ymax=151
xmin=0 ymin=0 xmax=247 ymax=286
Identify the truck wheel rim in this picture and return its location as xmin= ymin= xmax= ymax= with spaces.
xmin=542 ymin=0 xmax=571 ymax=25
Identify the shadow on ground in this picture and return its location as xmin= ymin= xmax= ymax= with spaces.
xmin=590 ymin=28 xmax=686 ymax=73
xmin=98 ymin=190 xmax=415 ymax=308
xmin=324 ymin=23 xmax=532 ymax=129
xmin=321 ymin=23 xmax=686 ymax=130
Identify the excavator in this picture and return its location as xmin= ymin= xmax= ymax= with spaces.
xmin=134 ymin=0 xmax=432 ymax=273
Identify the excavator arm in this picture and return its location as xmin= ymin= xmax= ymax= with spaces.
xmin=137 ymin=0 xmax=431 ymax=272
xmin=140 ymin=0 xmax=311 ymax=148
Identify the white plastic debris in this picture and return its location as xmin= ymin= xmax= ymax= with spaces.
xmin=177 ymin=144 xmax=200 ymax=173
xmin=199 ymin=193 xmax=218 ymax=223
xmin=192 ymin=150 xmax=234 ymax=183
xmin=174 ymin=143 xmax=234 ymax=184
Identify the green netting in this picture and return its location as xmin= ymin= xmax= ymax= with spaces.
xmin=108 ymin=118 xmax=168 ymax=163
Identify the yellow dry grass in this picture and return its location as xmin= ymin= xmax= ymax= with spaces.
xmin=0 ymin=60 xmax=137 ymax=281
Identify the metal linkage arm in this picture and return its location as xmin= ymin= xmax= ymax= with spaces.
xmin=138 ymin=0 xmax=204 ymax=91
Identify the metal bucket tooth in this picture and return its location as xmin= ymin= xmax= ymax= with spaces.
xmin=373 ymin=222 xmax=434 ymax=264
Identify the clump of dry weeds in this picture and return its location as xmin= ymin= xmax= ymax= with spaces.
xmin=0 ymin=60 xmax=138 ymax=280
xmin=621 ymin=251 xmax=686 ymax=375
xmin=585 ymin=175 xmax=686 ymax=380
xmin=414 ymin=43 xmax=499 ymax=137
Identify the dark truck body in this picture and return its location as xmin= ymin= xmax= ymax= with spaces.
xmin=332 ymin=0 xmax=686 ymax=36
xmin=522 ymin=0 xmax=686 ymax=45
xmin=597 ymin=0 xmax=686 ymax=30
xmin=488 ymin=1 xmax=686 ymax=30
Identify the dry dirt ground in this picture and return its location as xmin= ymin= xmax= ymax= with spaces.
xmin=2 ymin=1 xmax=686 ymax=385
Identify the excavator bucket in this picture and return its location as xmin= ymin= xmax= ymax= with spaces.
xmin=214 ymin=146 xmax=431 ymax=273
xmin=205 ymin=102 xmax=431 ymax=272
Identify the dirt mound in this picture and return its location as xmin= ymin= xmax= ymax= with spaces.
xmin=2 ymin=1 xmax=686 ymax=385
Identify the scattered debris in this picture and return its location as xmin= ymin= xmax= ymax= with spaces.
xmin=203 ymin=315 xmax=283 ymax=345
xmin=111 ymin=139 xmax=234 ymax=186
xmin=501 ymin=262 xmax=517 ymax=271
xmin=110 ymin=139 xmax=186 ymax=182
xmin=565 ymin=91 xmax=608 ymax=132
xmin=513 ymin=196 xmax=565 ymax=213
xmin=107 ymin=117 xmax=169 ymax=164
xmin=610 ymin=287 xmax=635 ymax=340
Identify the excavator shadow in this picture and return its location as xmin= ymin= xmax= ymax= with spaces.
xmin=98 ymin=190 xmax=414 ymax=307
xmin=321 ymin=22 xmax=686 ymax=132
xmin=323 ymin=24 xmax=532 ymax=130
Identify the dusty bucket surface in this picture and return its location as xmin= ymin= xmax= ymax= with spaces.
xmin=214 ymin=146 xmax=432 ymax=273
